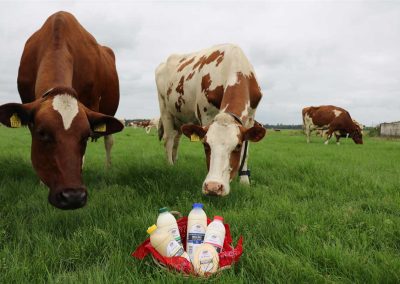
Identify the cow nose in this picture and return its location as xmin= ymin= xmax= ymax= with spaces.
xmin=56 ymin=188 xmax=87 ymax=209
xmin=203 ymin=182 xmax=225 ymax=196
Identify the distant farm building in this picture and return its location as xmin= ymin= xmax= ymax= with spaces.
xmin=380 ymin=122 xmax=400 ymax=137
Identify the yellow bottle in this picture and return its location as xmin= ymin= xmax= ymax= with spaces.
xmin=147 ymin=224 xmax=190 ymax=261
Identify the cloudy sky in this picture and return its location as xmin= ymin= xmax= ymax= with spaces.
xmin=0 ymin=0 xmax=399 ymax=125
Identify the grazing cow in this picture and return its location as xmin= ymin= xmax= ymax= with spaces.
xmin=314 ymin=119 xmax=363 ymax=140
xmin=302 ymin=105 xmax=363 ymax=144
xmin=0 ymin=11 xmax=123 ymax=209
xmin=156 ymin=44 xmax=266 ymax=196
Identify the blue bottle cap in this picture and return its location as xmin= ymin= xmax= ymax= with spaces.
xmin=192 ymin=203 xmax=203 ymax=209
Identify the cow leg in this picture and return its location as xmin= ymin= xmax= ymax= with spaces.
xmin=172 ymin=133 xmax=182 ymax=163
xmin=305 ymin=126 xmax=311 ymax=143
xmin=164 ymin=130 xmax=179 ymax=165
xmin=160 ymin=114 xmax=179 ymax=165
xmin=335 ymin=134 xmax=341 ymax=145
xmin=324 ymin=130 xmax=333 ymax=145
xmin=239 ymin=143 xmax=250 ymax=185
xmin=104 ymin=134 xmax=114 ymax=168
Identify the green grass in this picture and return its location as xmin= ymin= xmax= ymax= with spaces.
xmin=0 ymin=126 xmax=399 ymax=283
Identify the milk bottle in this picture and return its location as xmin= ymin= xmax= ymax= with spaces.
xmin=204 ymin=216 xmax=225 ymax=253
xmin=156 ymin=207 xmax=181 ymax=245
xmin=147 ymin=224 xmax=190 ymax=261
xmin=186 ymin=203 xmax=207 ymax=261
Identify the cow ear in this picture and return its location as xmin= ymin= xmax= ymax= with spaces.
xmin=85 ymin=108 xmax=124 ymax=136
xmin=181 ymin=124 xmax=207 ymax=139
xmin=244 ymin=126 xmax=266 ymax=142
xmin=0 ymin=102 xmax=36 ymax=127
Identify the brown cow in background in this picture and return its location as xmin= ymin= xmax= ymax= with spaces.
xmin=302 ymin=105 xmax=363 ymax=145
xmin=0 ymin=11 xmax=123 ymax=209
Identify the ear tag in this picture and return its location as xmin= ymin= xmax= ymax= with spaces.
xmin=94 ymin=123 xmax=106 ymax=132
xmin=10 ymin=113 xmax=21 ymax=128
xmin=190 ymin=133 xmax=200 ymax=142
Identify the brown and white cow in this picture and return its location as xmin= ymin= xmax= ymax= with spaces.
xmin=0 ymin=11 xmax=123 ymax=209
xmin=302 ymin=105 xmax=363 ymax=145
xmin=145 ymin=117 xmax=160 ymax=134
xmin=156 ymin=44 xmax=266 ymax=196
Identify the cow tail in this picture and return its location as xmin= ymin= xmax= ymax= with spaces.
xmin=158 ymin=120 xmax=164 ymax=141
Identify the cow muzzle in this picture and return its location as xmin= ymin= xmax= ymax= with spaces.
xmin=203 ymin=181 xmax=227 ymax=196
xmin=50 ymin=187 xmax=88 ymax=210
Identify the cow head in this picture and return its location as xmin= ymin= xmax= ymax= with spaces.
xmin=351 ymin=127 xmax=363 ymax=144
xmin=0 ymin=89 xmax=123 ymax=209
xmin=182 ymin=113 xmax=265 ymax=196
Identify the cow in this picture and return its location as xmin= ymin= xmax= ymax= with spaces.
xmin=302 ymin=105 xmax=363 ymax=145
xmin=156 ymin=44 xmax=266 ymax=196
xmin=314 ymin=119 xmax=363 ymax=140
xmin=0 ymin=11 xmax=123 ymax=210
xmin=145 ymin=117 xmax=160 ymax=134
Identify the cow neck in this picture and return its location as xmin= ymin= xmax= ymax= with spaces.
xmin=223 ymin=111 xmax=249 ymax=178
xmin=35 ymin=49 xmax=74 ymax=99
xmin=224 ymin=111 xmax=243 ymax=126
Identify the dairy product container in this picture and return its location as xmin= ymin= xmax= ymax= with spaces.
xmin=147 ymin=224 xmax=190 ymax=261
xmin=156 ymin=207 xmax=181 ymax=245
xmin=204 ymin=216 xmax=225 ymax=253
xmin=186 ymin=203 xmax=207 ymax=261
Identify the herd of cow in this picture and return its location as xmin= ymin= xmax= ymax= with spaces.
xmin=0 ymin=12 xmax=363 ymax=210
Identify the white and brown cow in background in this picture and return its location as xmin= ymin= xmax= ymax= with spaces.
xmin=315 ymin=119 xmax=363 ymax=139
xmin=302 ymin=105 xmax=363 ymax=145
xmin=145 ymin=117 xmax=160 ymax=134
xmin=156 ymin=44 xmax=266 ymax=196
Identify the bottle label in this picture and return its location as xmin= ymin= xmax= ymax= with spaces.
xmin=169 ymin=227 xmax=182 ymax=245
xmin=187 ymin=224 xmax=206 ymax=259
xmin=188 ymin=224 xmax=205 ymax=244
xmin=166 ymin=240 xmax=185 ymax=257
xmin=204 ymin=233 xmax=223 ymax=253
xmin=198 ymin=250 xmax=215 ymax=272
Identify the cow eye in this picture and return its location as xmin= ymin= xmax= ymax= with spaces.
xmin=37 ymin=130 xmax=52 ymax=142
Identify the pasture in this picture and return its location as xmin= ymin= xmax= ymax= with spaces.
xmin=0 ymin=126 xmax=399 ymax=283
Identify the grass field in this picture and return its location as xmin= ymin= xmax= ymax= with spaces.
xmin=0 ymin=126 xmax=400 ymax=283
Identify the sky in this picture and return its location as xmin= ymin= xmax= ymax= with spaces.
xmin=0 ymin=0 xmax=399 ymax=125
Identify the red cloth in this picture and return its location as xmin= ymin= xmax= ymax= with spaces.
xmin=132 ymin=217 xmax=243 ymax=274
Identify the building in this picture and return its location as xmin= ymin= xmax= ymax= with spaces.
xmin=380 ymin=121 xmax=400 ymax=137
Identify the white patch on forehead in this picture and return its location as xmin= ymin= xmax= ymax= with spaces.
xmin=333 ymin=109 xmax=342 ymax=117
xmin=52 ymin=94 xmax=79 ymax=130
xmin=204 ymin=113 xmax=240 ymax=190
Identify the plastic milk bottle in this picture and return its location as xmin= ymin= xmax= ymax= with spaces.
xmin=147 ymin=224 xmax=190 ymax=261
xmin=204 ymin=216 xmax=225 ymax=253
xmin=186 ymin=203 xmax=207 ymax=261
xmin=156 ymin=207 xmax=182 ymax=245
